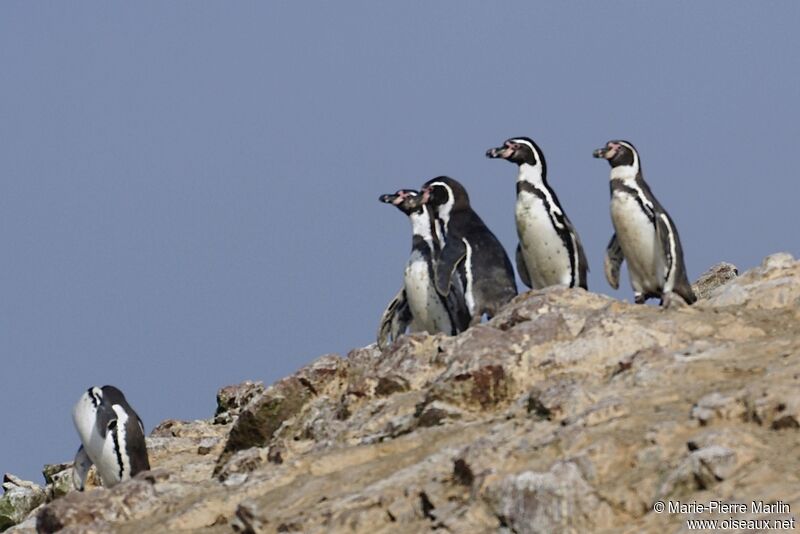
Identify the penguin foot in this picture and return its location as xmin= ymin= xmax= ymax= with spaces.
xmin=634 ymin=293 xmax=646 ymax=305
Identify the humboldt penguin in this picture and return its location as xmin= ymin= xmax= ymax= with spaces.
xmin=72 ymin=385 xmax=150 ymax=490
xmin=486 ymin=136 xmax=589 ymax=289
xmin=376 ymin=189 xmax=469 ymax=349
xmin=421 ymin=176 xmax=517 ymax=324
xmin=593 ymin=140 xmax=696 ymax=305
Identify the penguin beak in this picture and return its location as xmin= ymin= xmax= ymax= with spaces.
xmin=380 ymin=192 xmax=410 ymax=206
xmin=379 ymin=193 xmax=399 ymax=204
xmin=593 ymin=147 xmax=611 ymax=159
xmin=486 ymin=145 xmax=512 ymax=159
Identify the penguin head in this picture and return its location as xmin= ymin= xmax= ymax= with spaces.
xmin=75 ymin=386 xmax=103 ymax=417
xmin=420 ymin=176 xmax=470 ymax=213
xmin=98 ymin=385 xmax=128 ymax=407
xmin=81 ymin=385 xmax=128 ymax=407
xmin=378 ymin=189 xmax=424 ymax=215
xmin=593 ymin=140 xmax=639 ymax=169
xmin=72 ymin=386 xmax=105 ymax=447
xmin=72 ymin=385 xmax=133 ymax=439
xmin=486 ymin=137 xmax=546 ymax=171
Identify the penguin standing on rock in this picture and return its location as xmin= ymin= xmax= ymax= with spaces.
xmin=593 ymin=140 xmax=696 ymax=305
xmin=72 ymin=385 xmax=150 ymax=490
xmin=421 ymin=176 xmax=517 ymax=324
xmin=486 ymin=137 xmax=589 ymax=290
xmin=376 ymin=189 xmax=469 ymax=349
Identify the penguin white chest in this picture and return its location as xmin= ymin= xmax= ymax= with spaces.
xmin=73 ymin=394 xmax=105 ymax=458
xmin=516 ymin=191 xmax=571 ymax=288
xmin=610 ymin=192 xmax=663 ymax=293
xmin=404 ymin=251 xmax=451 ymax=334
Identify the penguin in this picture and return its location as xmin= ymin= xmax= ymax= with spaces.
xmin=376 ymin=189 xmax=469 ymax=349
xmin=486 ymin=137 xmax=589 ymax=290
xmin=377 ymin=288 xmax=413 ymax=350
xmin=593 ymin=140 xmax=696 ymax=305
xmin=72 ymin=385 xmax=150 ymax=490
xmin=421 ymin=176 xmax=517 ymax=324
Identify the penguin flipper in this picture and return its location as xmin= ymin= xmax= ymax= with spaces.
xmin=564 ymin=217 xmax=590 ymax=289
xmin=72 ymin=445 xmax=93 ymax=491
xmin=674 ymin=282 xmax=697 ymax=305
xmin=604 ymin=233 xmax=624 ymax=290
xmin=515 ymin=244 xmax=532 ymax=289
xmin=129 ymin=415 xmax=151 ymax=473
xmin=435 ymin=239 xmax=467 ymax=296
xmin=654 ymin=212 xmax=676 ymax=287
xmin=377 ymin=289 xmax=412 ymax=350
xmin=445 ymin=272 xmax=470 ymax=333
xmin=654 ymin=213 xmax=697 ymax=305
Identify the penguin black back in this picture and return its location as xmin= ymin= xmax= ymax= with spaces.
xmin=99 ymin=385 xmax=150 ymax=476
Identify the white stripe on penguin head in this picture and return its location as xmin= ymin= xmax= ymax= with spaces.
xmin=509 ymin=138 xmax=541 ymax=162
xmin=429 ymin=181 xmax=455 ymax=237
xmin=617 ymin=141 xmax=639 ymax=172
xmin=609 ymin=141 xmax=640 ymax=182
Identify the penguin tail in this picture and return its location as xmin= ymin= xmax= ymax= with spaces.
xmin=678 ymin=284 xmax=697 ymax=305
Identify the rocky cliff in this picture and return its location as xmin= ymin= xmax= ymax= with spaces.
xmin=2 ymin=254 xmax=799 ymax=533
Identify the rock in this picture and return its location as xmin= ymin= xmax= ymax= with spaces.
xmin=40 ymin=464 xmax=69 ymax=487
xmin=216 ymin=447 xmax=268 ymax=482
xmin=214 ymin=376 xmax=316 ymax=475
xmin=41 ymin=464 xmax=75 ymax=501
xmin=744 ymin=384 xmax=800 ymax=430
xmin=3 ymin=514 xmax=36 ymax=534
xmin=703 ymin=252 xmax=800 ymax=309
xmin=36 ymin=477 xmax=157 ymax=533
xmin=562 ymin=396 xmax=628 ymax=428
xmin=424 ymin=363 xmax=512 ymax=411
xmin=658 ymin=446 xmax=738 ymax=498
xmin=3 ymin=253 xmax=799 ymax=533
xmin=231 ymin=499 xmax=264 ymax=533
xmin=374 ymin=375 xmax=409 ymax=397
xmin=525 ymin=377 xmax=595 ymax=423
xmin=762 ymin=252 xmax=795 ymax=271
xmin=0 ymin=474 xmax=45 ymax=531
xmin=415 ymin=400 xmax=466 ymax=427
xmin=484 ymin=462 xmax=613 ymax=533
xmin=452 ymin=458 xmax=474 ymax=487
xmin=692 ymin=261 xmax=738 ymax=299
xmin=690 ymin=391 xmax=746 ymax=425
xmin=214 ymin=380 xmax=265 ymax=423
xmin=214 ymin=355 xmax=349 ymax=474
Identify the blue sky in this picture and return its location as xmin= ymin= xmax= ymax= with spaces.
xmin=1 ymin=3 xmax=798 ymax=481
